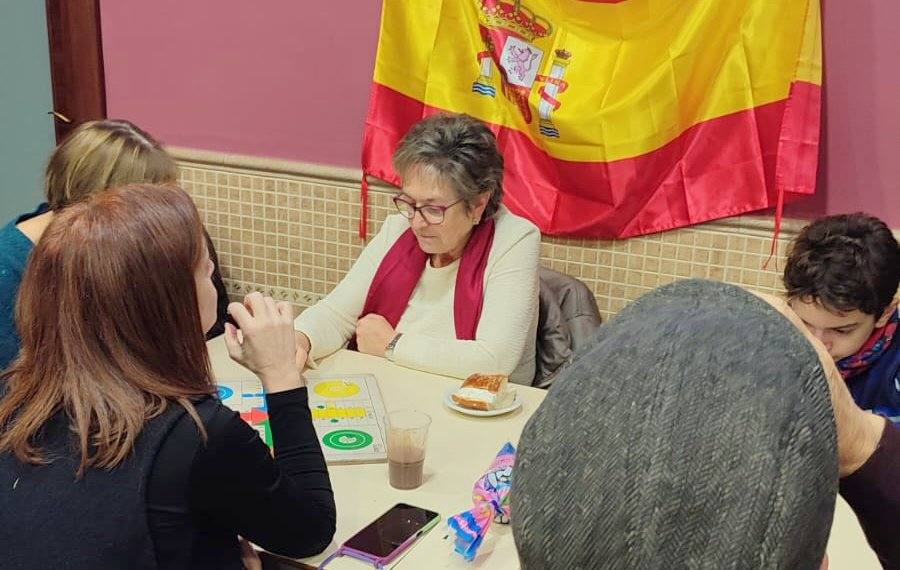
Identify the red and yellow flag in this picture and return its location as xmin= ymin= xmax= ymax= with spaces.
xmin=362 ymin=0 xmax=822 ymax=238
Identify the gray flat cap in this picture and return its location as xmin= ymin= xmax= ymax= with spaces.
xmin=513 ymin=279 xmax=837 ymax=569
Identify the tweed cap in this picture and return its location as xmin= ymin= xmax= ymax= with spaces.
xmin=512 ymin=279 xmax=838 ymax=569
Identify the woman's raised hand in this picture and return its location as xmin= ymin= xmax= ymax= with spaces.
xmin=225 ymin=292 xmax=304 ymax=393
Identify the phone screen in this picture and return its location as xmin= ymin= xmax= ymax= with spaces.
xmin=343 ymin=503 xmax=440 ymax=558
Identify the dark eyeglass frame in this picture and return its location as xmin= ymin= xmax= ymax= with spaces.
xmin=392 ymin=195 xmax=464 ymax=225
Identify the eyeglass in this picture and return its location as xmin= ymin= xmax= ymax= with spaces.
xmin=392 ymin=195 xmax=464 ymax=225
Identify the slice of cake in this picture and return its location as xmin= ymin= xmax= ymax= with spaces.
xmin=452 ymin=373 xmax=510 ymax=411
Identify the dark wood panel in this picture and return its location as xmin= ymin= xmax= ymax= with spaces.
xmin=45 ymin=0 xmax=106 ymax=142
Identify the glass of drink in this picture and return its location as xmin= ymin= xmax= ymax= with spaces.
xmin=385 ymin=410 xmax=431 ymax=490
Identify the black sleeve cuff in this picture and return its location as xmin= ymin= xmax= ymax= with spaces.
xmin=839 ymin=423 xmax=900 ymax=568
xmin=265 ymin=386 xmax=309 ymax=408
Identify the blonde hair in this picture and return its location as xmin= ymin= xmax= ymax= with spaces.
xmin=44 ymin=119 xmax=177 ymax=209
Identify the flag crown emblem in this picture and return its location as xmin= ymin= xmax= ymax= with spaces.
xmin=479 ymin=0 xmax=552 ymax=42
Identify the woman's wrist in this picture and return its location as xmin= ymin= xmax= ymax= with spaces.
xmin=384 ymin=332 xmax=403 ymax=361
xmin=258 ymin=367 xmax=305 ymax=393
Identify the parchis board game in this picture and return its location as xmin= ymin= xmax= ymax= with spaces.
xmin=216 ymin=378 xmax=271 ymax=445
xmin=216 ymin=374 xmax=388 ymax=465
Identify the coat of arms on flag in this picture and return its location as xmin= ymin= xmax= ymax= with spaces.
xmin=362 ymin=0 xmax=822 ymax=239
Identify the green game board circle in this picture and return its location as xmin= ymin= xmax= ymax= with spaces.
xmin=322 ymin=429 xmax=373 ymax=451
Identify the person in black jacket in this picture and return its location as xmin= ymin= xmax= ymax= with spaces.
xmin=0 ymin=183 xmax=335 ymax=569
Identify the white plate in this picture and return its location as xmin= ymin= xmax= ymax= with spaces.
xmin=442 ymin=387 xmax=522 ymax=417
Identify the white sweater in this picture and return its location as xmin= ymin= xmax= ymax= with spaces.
xmin=294 ymin=206 xmax=540 ymax=385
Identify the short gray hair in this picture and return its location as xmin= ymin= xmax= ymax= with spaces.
xmin=393 ymin=113 xmax=504 ymax=219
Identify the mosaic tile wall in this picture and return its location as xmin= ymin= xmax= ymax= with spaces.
xmin=177 ymin=155 xmax=806 ymax=321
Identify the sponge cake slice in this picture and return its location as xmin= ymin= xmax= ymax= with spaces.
xmin=451 ymin=374 xmax=509 ymax=411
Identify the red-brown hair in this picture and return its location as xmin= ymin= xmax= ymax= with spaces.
xmin=0 ymin=184 xmax=214 ymax=474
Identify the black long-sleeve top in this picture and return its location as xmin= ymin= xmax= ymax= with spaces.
xmin=840 ymin=423 xmax=900 ymax=569
xmin=147 ymin=387 xmax=336 ymax=569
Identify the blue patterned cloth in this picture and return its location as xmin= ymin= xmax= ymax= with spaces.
xmin=842 ymin=311 xmax=900 ymax=424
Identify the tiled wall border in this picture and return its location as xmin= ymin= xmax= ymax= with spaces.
xmin=170 ymin=146 xmax=876 ymax=321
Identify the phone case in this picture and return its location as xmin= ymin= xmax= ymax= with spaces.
xmin=317 ymin=515 xmax=441 ymax=569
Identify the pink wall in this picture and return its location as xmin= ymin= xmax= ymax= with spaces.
xmin=101 ymin=1 xmax=381 ymax=167
xmin=101 ymin=1 xmax=899 ymax=226
xmin=786 ymin=1 xmax=900 ymax=225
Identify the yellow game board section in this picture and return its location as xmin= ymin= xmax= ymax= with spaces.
xmin=312 ymin=403 xmax=368 ymax=421
xmin=313 ymin=380 xmax=361 ymax=399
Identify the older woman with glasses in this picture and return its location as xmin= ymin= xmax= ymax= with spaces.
xmin=293 ymin=113 xmax=540 ymax=384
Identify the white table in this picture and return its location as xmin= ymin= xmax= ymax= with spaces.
xmin=206 ymin=338 xmax=879 ymax=569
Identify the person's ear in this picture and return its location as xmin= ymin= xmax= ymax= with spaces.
xmin=874 ymin=298 xmax=898 ymax=328
xmin=471 ymin=192 xmax=490 ymax=224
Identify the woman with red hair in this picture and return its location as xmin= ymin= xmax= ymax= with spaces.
xmin=0 ymin=184 xmax=335 ymax=569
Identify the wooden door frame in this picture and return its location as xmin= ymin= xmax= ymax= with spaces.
xmin=45 ymin=0 xmax=106 ymax=142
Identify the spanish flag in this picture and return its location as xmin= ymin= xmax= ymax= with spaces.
xmin=362 ymin=0 xmax=821 ymax=239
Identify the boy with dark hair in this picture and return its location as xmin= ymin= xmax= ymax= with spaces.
xmin=784 ymin=213 xmax=900 ymax=422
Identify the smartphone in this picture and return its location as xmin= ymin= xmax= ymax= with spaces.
xmin=340 ymin=503 xmax=440 ymax=566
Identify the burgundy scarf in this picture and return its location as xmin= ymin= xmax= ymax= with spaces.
xmin=349 ymin=219 xmax=496 ymax=350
